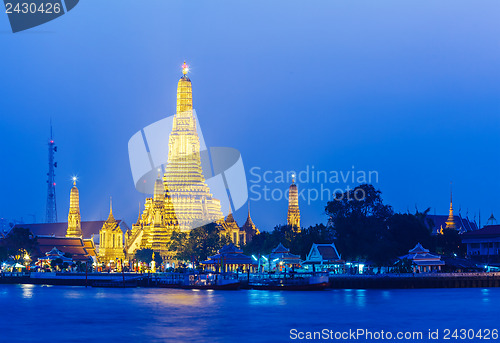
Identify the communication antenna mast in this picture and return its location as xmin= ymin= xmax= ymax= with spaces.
xmin=46 ymin=122 xmax=58 ymax=223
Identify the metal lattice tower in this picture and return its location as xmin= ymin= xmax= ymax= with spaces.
xmin=45 ymin=123 xmax=58 ymax=223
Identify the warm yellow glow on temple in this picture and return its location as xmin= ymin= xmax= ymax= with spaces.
xmin=163 ymin=62 xmax=223 ymax=231
xmin=220 ymin=203 xmax=260 ymax=246
xmin=445 ymin=183 xmax=456 ymax=230
xmin=126 ymin=62 xmax=225 ymax=259
xmin=98 ymin=198 xmax=125 ymax=262
xmin=66 ymin=179 xmax=82 ymax=237
xmin=287 ymin=176 xmax=301 ymax=231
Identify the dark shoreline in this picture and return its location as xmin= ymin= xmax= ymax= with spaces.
xmin=2 ymin=272 xmax=500 ymax=289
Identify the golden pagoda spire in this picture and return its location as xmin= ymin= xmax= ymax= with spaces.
xmin=67 ymin=176 xmax=83 ymax=237
xmin=287 ymin=174 xmax=301 ymax=232
xmin=154 ymin=170 xmax=165 ymax=201
xmin=162 ymin=61 xmax=223 ymax=231
xmin=177 ymin=61 xmax=193 ymax=114
xmin=445 ymin=182 xmax=456 ymax=230
xmin=242 ymin=201 xmax=260 ymax=237
xmin=106 ymin=197 xmax=115 ymax=223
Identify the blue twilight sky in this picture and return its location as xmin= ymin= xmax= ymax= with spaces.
xmin=0 ymin=0 xmax=499 ymax=231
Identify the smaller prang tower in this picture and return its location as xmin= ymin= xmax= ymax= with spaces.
xmin=287 ymin=176 xmax=301 ymax=232
xmin=66 ymin=177 xmax=82 ymax=237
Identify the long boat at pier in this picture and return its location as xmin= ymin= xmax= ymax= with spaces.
xmin=247 ymin=273 xmax=330 ymax=291
xmin=153 ymin=273 xmax=241 ymax=290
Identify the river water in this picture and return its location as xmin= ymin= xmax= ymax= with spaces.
xmin=0 ymin=285 xmax=498 ymax=342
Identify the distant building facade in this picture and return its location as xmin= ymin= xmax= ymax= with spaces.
xmin=12 ymin=181 xmax=128 ymax=264
xmin=461 ymin=225 xmax=500 ymax=263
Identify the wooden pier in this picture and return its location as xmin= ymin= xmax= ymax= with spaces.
xmin=328 ymin=272 xmax=500 ymax=289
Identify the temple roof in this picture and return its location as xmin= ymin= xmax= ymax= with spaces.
xmin=219 ymin=243 xmax=243 ymax=254
xmin=305 ymin=243 xmax=342 ymax=264
xmin=203 ymin=243 xmax=255 ymax=265
xmin=400 ymin=243 xmax=442 ymax=261
xmin=13 ymin=220 xmax=127 ymax=241
xmin=272 ymin=243 xmax=290 ymax=254
xmin=317 ymin=245 xmax=340 ymax=261
xmin=426 ymin=215 xmax=478 ymax=234
xmin=408 ymin=243 xmax=429 ymax=254
xmin=226 ymin=212 xmax=237 ymax=224
xmin=462 ymin=225 xmax=500 ymax=238
xmin=83 ymin=239 xmax=97 ymax=257
xmin=36 ymin=236 xmax=92 ymax=262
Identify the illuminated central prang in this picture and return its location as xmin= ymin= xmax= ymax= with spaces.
xmin=163 ymin=62 xmax=223 ymax=231
xmin=287 ymin=176 xmax=301 ymax=232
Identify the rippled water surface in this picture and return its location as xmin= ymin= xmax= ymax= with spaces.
xmin=1 ymin=285 xmax=498 ymax=342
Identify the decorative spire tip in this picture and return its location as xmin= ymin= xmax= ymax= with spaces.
xmin=182 ymin=61 xmax=189 ymax=75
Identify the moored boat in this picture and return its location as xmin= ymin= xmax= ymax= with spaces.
xmin=156 ymin=273 xmax=241 ymax=290
xmin=249 ymin=274 xmax=330 ymax=291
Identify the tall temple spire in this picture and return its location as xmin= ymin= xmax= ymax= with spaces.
xmin=162 ymin=61 xmax=223 ymax=231
xmin=287 ymin=175 xmax=301 ymax=231
xmin=241 ymin=201 xmax=260 ymax=240
xmin=153 ymin=170 xmax=165 ymax=201
xmin=445 ymin=182 xmax=456 ymax=230
xmin=107 ymin=197 xmax=115 ymax=222
xmin=177 ymin=61 xmax=193 ymax=114
xmin=66 ymin=177 xmax=82 ymax=237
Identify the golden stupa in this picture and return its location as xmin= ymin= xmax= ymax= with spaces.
xmin=444 ymin=183 xmax=456 ymax=230
xmin=126 ymin=62 xmax=224 ymax=258
xmin=287 ymin=176 xmax=301 ymax=231
xmin=66 ymin=177 xmax=82 ymax=237
xmin=163 ymin=62 xmax=223 ymax=231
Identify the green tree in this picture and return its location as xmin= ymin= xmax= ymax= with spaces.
xmin=325 ymin=184 xmax=393 ymax=264
xmin=167 ymin=230 xmax=188 ymax=255
xmin=2 ymin=227 xmax=38 ymax=257
xmin=387 ymin=209 xmax=433 ymax=256
xmin=0 ymin=246 xmax=8 ymax=262
xmin=434 ymin=229 xmax=465 ymax=257
xmin=243 ymin=224 xmax=335 ymax=260
xmin=51 ymin=258 xmax=64 ymax=271
xmin=292 ymin=224 xmax=335 ymax=259
xmin=393 ymin=258 xmax=414 ymax=273
xmin=134 ymin=248 xmax=163 ymax=265
xmin=177 ymin=223 xmax=230 ymax=263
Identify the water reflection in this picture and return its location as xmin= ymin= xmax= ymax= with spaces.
xmin=1 ymin=285 xmax=500 ymax=343
xmin=21 ymin=284 xmax=34 ymax=299
xmin=248 ymin=290 xmax=286 ymax=306
xmin=482 ymin=288 xmax=490 ymax=302
xmin=342 ymin=289 xmax=366 ymax=308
